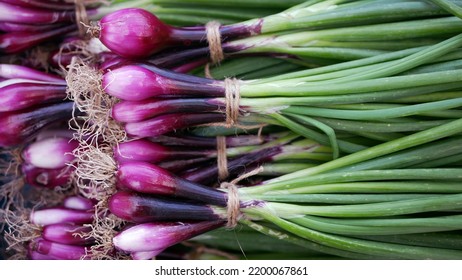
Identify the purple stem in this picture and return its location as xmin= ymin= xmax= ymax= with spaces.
xmin=0 ymin=22 xmax=65 ymax=32
xmin=1 ymin=0 xmax=79 ymax=10
xmin=149 ymin=47 xmax=211 ymax=69
xmin=22 ymin=162 xmax=72 ymax=189
xmin=0 ymin=82 xmax=67 ymax=112
xmin=182 ymin=146 xmax=282 ymax=185
xmin=0 ymin=64 xmax=65 ymax=82
xmin=28 ymin=248 xmax=59 ymax=260
xmin=112 ymin=220 xmax=225 ymax=253
xmin=0 ymin=24 xmax=76 ymax=54
xmin=114 ymin=139 xmax=213 ymax=164
xmin=42 ymin=224 xmax=94 ymax=246
xmin=30 ymin=238 xmax=89 ymax=260
xmin=136 ymin=62 xmax=219 ymax=86
xmin=30 ymin=207 xmax=94 ymax=226
xmin=158 ymin=157 xmax=214 ymax=173
xmin=0 ymin=2 xmax=75 ymax=24
xmin=97 ymin=8 xmax=261 ymax=59
xmin=63 ymin=196 xmax=95 ymax=211
xmin=0 ymin=102 xmax=74 ymax=147
xmin=109 ymin=191 xmax=223 ymax=223
xmin=124 ymin=113 xmax=226 ymax=138
xmin=153 ymin=17 xmax=263 ymax=45
xmin=111 ymin=98 xmax=222 ymax=123
xmin=116 ymin=161 xmax=228 ymax=206
xmin=170 ymin=58 xmax=209 ymax=73
xmin=153 ymin=134 xmax=267 ymax=148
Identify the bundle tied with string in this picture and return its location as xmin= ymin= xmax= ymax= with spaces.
xmin=211 ymin=75 xmax=265 ymax=183
xmin=220 ymin=166 xmax=264 ymax=228
xmin=206 ymin=21 xmax=225 ymax=65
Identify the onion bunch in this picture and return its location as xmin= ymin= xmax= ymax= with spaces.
xmin=106 ymin=120 xmax=462 ymax=259
xmin=68 ymin=30 xmax=462 ymax=162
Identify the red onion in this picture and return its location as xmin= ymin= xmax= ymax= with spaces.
xmin=42 ymin=224 xmax=93 ymax=246
xmin=1 ymin=0 xmax=77 ymax=10
xmin=63 ymin=196 xmax=95 ymax=211
xmin=108 ymin=191 xmax=223 ymax=223
xmin=112 ymin=221 xmax=224 ymax=254
xmin=114 ymin=139 xmax=212 ymax=164
xmin=111 ymin=98 xmax=221 ymax=123
xmin=97 ymin=8 xmax=261 ymax=59
xmin=0 ymin=102 xmax=73 ymax=147
xmin=22 ymin=163 xmax=72 ymax=189
xmin=117 ymin=161 xmax=227 ymax=206
xmin=30 ymin=207 xmax=94 ymax=226
xmin=22 ymin=137 xmax=78 ymax=169
xmin=0 ymin=2 xmax=75 ymax=24
xmin=0 ymin=82 xmax=67 ymax=112
xmin=124 ymin=113 xmax=225 ymax=138
xmin=0 ymin=64 xmax=65 ymax=82
xmin=30 ymin=237 xmax=89 ymax=260
xmin=102 ymin=65 xmax=223 ymax=101
xmin=0 ymin=24 xmax=76 ymax=54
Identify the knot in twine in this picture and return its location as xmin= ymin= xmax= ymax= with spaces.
xmin=220 ymin=166 xmax=264 ymax=228
xmin=224 ymin=77 xmax=241 ymax=127
xmin=206 ymin=21 xmax=224 ymax=65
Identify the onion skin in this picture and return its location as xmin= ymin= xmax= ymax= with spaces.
xmin=63 ymin=196 xmax=95 ymax=211
xmin=0 ymin=102 xmax=73 ymax=147
xmin=109 ymin=191 xmax=222 ymax=223
xmin=114 ymin=139 xmax=170 ymax=164
xmin=102 ymin=65 xmax=223 ymax=101
xmin=22 ymin=163 xmax=72 ymax=189
xmin=113 ymin=221 xmax=225 ymax=253
xmin=22 ymin=137 xmax=77 ymax=169
xmin=42 ymin=224 xmax=94 ymax=246
xmin=30 ymin=207 xmax=94 ymax=226
xmin=31 ymin=238 xmax=89 ymax=260
xmin=1 ymin=0 xmax=77 ymax=10
xmin=117 ymin=161 xmax=227 ymax=206
xmin=0 ymin=64 xmax=65 ymax=82
xmin=112 ymin=98 xmax=221 ymax=123
xmin=124 ymin=113 xmax=226 ymax=138
xmin=130 ymin=250 xmax=162 ymax=260
xmin=99 ymin=8 xmax=172 ymax=59
xmin=114 ymin=139 xmax=210 ymax=164
xmin=0 ymin=24 xmax=76 ymax=54
xmin=0 ymin=83 xmax=67 ymax=112
xmin=97 ymin=8 xmax=263 ymax=59
xmin=0 ymin=22 xmax=63 ymax=32
xmin=28 ymin=248 xmax=59 ymax=260
xmin=102 ymin=65 xmax=178 ymax=101
xmin=0 ymin=2 xmax=75 ymax=24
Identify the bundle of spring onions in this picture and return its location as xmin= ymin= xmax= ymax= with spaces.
xmin=2 ymin=0 xmax=462 ymax=260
